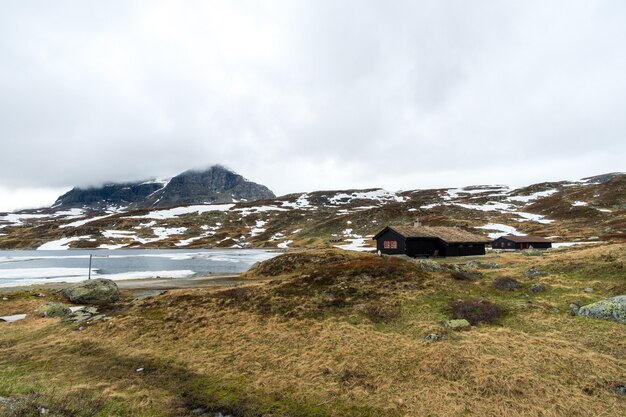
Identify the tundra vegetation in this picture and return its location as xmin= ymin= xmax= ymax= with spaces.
xmin=0 ymin=244 xmax=625 ymax=416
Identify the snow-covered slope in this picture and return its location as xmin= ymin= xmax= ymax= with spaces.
xmin=1 ymin=173 xmax=624 ymax=250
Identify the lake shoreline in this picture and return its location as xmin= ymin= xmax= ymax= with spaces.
xmin=0 ymin=273 xmax=246 ymax=292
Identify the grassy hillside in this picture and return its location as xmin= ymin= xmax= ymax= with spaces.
xmin=1 ymin=244 xmax=625 ymax=416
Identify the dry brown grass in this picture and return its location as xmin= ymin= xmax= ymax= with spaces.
xmin=1 ymin=246 xmax=625 ymax=416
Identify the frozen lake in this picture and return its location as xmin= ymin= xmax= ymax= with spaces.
xmin=0 ymin=249 xmax=279 ymax=287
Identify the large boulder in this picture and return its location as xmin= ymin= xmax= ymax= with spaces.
xmin=62 ymin=279 xmax=121 ymax=305
xmin=576 ymin=295 xmax=626 ymax=324
xmin=34 ymin=302 xmax=71 ymax=318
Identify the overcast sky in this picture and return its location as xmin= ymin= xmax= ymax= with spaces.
xmin=1 ymin=1 xmax=625 ymax=211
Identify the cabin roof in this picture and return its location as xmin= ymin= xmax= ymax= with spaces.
xmin=496 ymin=234 xmax=552 ymax=243
xmin=374 ymin=225 xmax=490 ymax=243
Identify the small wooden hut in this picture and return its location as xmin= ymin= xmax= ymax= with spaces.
xmin=373 ymin=225 xmax=490 ymax=257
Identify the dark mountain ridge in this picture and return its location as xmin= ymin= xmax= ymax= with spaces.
xmin=52 ymin=165 xmax=275 ymax=210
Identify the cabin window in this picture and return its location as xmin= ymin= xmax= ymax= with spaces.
xmin=507 ymin=242 xmax=512 ymax=247
xmin=468 ymin=244 xmax=473 ymax=248
xmin=383 ymin=240 xmax=398 ymax=249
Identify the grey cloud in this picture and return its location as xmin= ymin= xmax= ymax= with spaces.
xmin=0 ymin=0 xmax=624 ymax=205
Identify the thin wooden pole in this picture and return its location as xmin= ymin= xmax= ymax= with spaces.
xmin=88 ymin=254 xmax=92 ymax=280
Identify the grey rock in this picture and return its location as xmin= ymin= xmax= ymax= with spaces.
xmin=530 ymin=283 xmax=546 ymax=293
xmin=425 ymin=333 xmax=442 ymax=342
xmin=83 ymin=306 xmax=99 ymax=314
xmin=467 ymin=261 xmax=501 ymax=269
xmin=616 ymin=384 xmax=626 ymax=395
xmin=65 ymin=311 xmax=92 ymax=323
xmin=62 ymin=278 xmax=120 ymax=304
xmin=63 ymin=305 xmax=107 ymax=324
xmin=0 ymin=396 xmax=18 ymax=411
xmin=522 ymin=249 xmax=544 ymax=257
xmin=584 ymin=287 xmax=594 ymax=293
xmin=34 ymin=302 xmax=71 ymax=318
xmin=493 ymin=277 xmax=520 ymax=291
xmin=577 ymin=295 xmax=626 ymax=324
xmin=524 ymin=268 xmax=549 ymax=278
xmin=418 ymin=259 xmax=446 ymax=273
xmin=443 ymin=319 xmax=471 ymax=331
xmin=569 ymin=303 xmax=580 ymax=315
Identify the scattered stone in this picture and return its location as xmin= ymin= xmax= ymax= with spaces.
xmin=530 ymin=283 xmax=546 ymax=293
xmin=576 ymin=295 xmax=626 ymax=324
xmin=467 ymin=261 xmax=501 ymax=269
xmin=34 ymin=302 xmax=71 ymax=318
xmin=136 ymin=367 xmax=144 ymax=372
xmin=63 ymin=306 xmax=107 ymax=324
xmin=425 ymin=333 xmax=442 ymax=342
xmin=2 ymin=297 xmax=8 ymax=301
xmin=62 ymin=278 xmax=120 ymax=305
xmin=83 ymin=306 xmax=98 ymax=314
xmin=616 ymin=384 xmax=626 ymax=395
xmin=584 ymin=287 xmax=594 ymax=293
xmin=523 ymin=268 xmax=548 ymax=278
xmin=550 ymin=307 xmax=560 ymax=314
xmin=417 ymin=259 xmax=446 ymax=273
xmin=0 ymin=396 xmax=20 ymax=412
xmin=569 ymin=303 xmax=580 ymax=316
xmin=443 ymin=319 xmax=471 ymax=331
xmin=493 ymin=277 xmax=520 ymax=291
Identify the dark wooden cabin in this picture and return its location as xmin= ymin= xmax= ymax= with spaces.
xmin=491 ymin=235 xmax=552 ymax=250
xmin=373 ymin=226 xmax=490 ymax=257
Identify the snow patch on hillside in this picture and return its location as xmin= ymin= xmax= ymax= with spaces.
xmin=38 ymin=236 xmax=92 ymax=250
xmin=515 ymin=212 xmax=554 ymax=224
xmin=507 ymin=189 xmax=557 ymax=203
xmin=61 ymin=214 xmax=115 ymax=228
xmin=328 ymin=189 xmax=406 ymax=205
xmin=475 ymin=223 xmax=526 ymax=239
xmin=281 ymin=194 xmax=313 ymax=210
xmin=1 ymin=213 xmax=49 ymax=226
xmin=131 ymin=204 xmax=234 ymax=220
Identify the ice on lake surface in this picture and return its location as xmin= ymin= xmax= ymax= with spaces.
xmin=0 ymin=249 xmax=278 ymax=287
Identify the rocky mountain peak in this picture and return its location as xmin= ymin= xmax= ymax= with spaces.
xmin=52 ymin=165 xmax=275 ymax=210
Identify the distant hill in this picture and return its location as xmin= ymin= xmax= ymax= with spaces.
xmin=52 ymin=165 xmax=275 ymax=210
xmin=0 ymin=172 xmax=624 ymax=250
